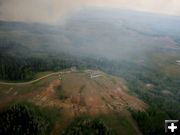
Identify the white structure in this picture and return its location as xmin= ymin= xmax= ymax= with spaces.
xmin=176 ymin=60 xmax=180 ymax=65
xmin=89 ymin=71 xmax=103 ymax=79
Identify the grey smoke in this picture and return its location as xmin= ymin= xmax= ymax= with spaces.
xmin=0 ymin=0 xmax=180 ymax=24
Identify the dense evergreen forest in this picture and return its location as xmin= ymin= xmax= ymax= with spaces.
xmin=0 ymin=103 xmax=58 ymax=135
xmin=0 ymin=38 xmax=96 ymax=81
xmin=62 ymin=116 xmax=116 ymax=135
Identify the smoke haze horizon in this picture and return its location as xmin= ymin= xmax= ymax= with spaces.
xmin=0 ymin=0 xmax=180 ymax=24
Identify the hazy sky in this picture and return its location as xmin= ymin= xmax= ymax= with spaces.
xmin=0 ymin=0 xmax=180 ymax=24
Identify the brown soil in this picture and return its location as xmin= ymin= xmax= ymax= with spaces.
xmin=0 ymin=70 xmax=147 ymax=135
xmin=31 ymin=72 xmax=147 ymax=115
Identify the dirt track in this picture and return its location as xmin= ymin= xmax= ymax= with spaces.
xmin=0 ymin=71 xmax=71 ymax=86
xmin=0 ymin=70 xmax=146 ymax=135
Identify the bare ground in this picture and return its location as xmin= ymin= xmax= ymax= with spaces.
xmin=0 ymin=70 xmax=147 ymax=135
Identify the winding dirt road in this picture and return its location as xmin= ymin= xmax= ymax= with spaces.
xmin=0 ymin=71 xmax=71 ymax=86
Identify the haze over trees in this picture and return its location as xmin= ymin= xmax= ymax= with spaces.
xmin=0 ymin=8 xmax=179 ymax=135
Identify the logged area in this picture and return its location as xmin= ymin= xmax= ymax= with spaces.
xmin=0 ymin=70 xmax=146 ymax=135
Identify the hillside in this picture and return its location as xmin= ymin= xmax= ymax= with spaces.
xmin=0 ymin=70 xmax=146 ymax=135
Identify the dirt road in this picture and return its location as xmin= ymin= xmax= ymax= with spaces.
xmin=0 ymin=71 xmax=71 ymax=86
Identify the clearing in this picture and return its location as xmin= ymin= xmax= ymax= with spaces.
xmin=0 ymin=69 xmax=147 ymax=135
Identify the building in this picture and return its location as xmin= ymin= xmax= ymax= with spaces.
xmin=87 ymin=70 xmax=102 ymax=78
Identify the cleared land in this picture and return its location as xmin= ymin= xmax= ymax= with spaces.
xmin=0 ymin=70 xmax=147 ymax=135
